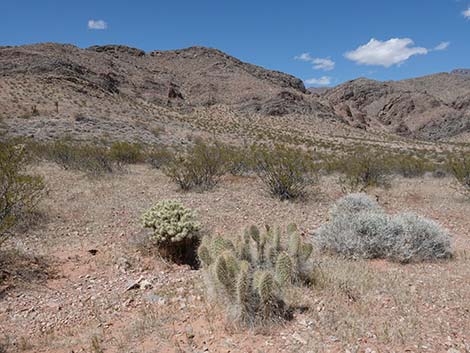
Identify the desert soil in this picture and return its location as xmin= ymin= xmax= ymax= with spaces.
xmin=1 ymin=164 xmax=469 ymax=353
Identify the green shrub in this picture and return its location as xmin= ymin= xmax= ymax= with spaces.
xmin=198 ymin=224 xmax=315 ymax=326
xmin=221 ymin=145 xmax=254 ymax=176
xmin=142 ymin=200 xmax=200 ymax=266
xmin=163 ymin=140 xmax=227 ymax=191
xmin=146 ymin=146 xmax=173 ymax=169
xmin=337 ymin=149 xmax=391 ymax=193
xmin=253 ymin=144 xmax=315 ymax=200
xmin=109 ymin=142 xmax=144 ymax=164
xmin=33 ymin=140 xmax=117 ymax=177
xmin=448 ymin=152 xmax=470 ymax=196
xmin=0 ymin=143 xmax=45 ymax=246
xmin=389 ymin=155 xmax=429 ymax=178
xmin=314 ymin=194 xmax=452 ymax=263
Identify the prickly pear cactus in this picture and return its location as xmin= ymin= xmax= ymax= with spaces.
xmin=198 ymin=223 xmax=316 ymax=326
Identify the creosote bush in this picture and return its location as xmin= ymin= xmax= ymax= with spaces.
xmin=198 ymin=224 xmax=315 ymax=326
xmin=314 ymin=193 xmax=452 ymax=263
xmin=146 ymin=146 xmax=173 ymax=169
xmin=31 ymin=139 xmax=118 ymax=177
xmin=448 ymin=152 xmax=470 ymax=197
xmin=142 ymin=200 xmax=200 ymax=266
xmin=163 ymin=140 xmax=227 ymax=191
xmin=109 ymin=141 xmax=144 ymax=164
xmin=337 ymin=149 xmax=391 ymax=193
xmin=254 ymin=144 xmax=315 ymax=200
xmin=1 ymin=143 xmax=45 ymax=246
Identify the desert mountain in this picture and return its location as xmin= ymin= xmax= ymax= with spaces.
xmin=322 ymin=72 xmax=470 ymax=140
xmin=0 ymin=42 xmax=470 ymax=143
xmin=0 ymin=43 xmax=340 ymax=143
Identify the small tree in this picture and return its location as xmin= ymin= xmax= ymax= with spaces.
xmin=1 ymin=143 xmax=45 ymax=246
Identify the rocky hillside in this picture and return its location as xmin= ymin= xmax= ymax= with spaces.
xmin=0 ymin=43 xmax=340 ymax=143
xmin=322 ymin=72 xmax=470 ymax=140
xmin=0 ymin=42 xmax=469 ymax=142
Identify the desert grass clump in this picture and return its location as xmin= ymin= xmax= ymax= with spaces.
xmin=0 ymin=143 xmax=45 ymax=246
xmin=448 ymin=152 xmax=470 ymax=197
xmin=253 ymin=144 xmax=315 ymax=200
xmin=163 ymin=140 xmax=227 ymax=191
xmin=198 ymin=224 xmax=315 ymax=326
xmin=314 ymin=194 xmax=452 ymax=263
xmin=142 ymin=200 xmax=200 ymax=266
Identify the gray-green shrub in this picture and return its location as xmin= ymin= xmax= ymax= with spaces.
xmin=314 ymin=194 xmax=452 ymax=263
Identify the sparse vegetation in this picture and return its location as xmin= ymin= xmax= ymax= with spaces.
xmin=448 ymin=152 xmax=470 ymax=196
xmin=315 ymin=193 xmax=453 ymax=263
xmin=0 ymin=142 xmax=45 ymax=246
xmin=198 ymin=224 xmax=315 ymax=326
xmin=337 ymin=149 xmax=391 ymax=193
xmin=163 ymin=140 xmax=227 ymax=191
xmin=253 ymin=144 xmax=315 ymax=200
xmin=109 ymin=141 xmax=144 ymax=164
xmin=142 ymin=200 xmax=201 ymax=266
xmin=31 ymin=139 xmax=118 ymax=176
xmin=146 ymin=146 xmax=173 ymax=169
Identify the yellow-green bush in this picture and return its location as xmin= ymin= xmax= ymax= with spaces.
xmin=1 ymin=142 xmax=45 ymax=246
xmin=448 ymin=152 xmax=470 ymax=196
xmin=31 ymin=139 xmax=117 ymax=176
xmin=337 ymin=149 xmax=391 ymax=193
xmin=109 ymin=141 xmax=144 ymax=164
xmin=253 ymin=144 xmax=316 ymax=200
xmin=163 ymin=140 xmax=227 ymax=191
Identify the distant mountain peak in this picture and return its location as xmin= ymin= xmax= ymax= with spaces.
xmin=451 ymin=69 xmax=470 ymax=77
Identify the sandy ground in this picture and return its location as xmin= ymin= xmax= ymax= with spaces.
xmin=1 ymin=163 xmax=469 ymax=353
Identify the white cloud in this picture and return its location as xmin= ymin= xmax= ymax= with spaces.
xmin=345 ymin=38 xmax=428 ymax=67
xmin=88 ymin=19 xmax=108 ymax=30
xmin=311 ymin=58 xmax=335 ymax=71
xmin=463 ymin=7 xmax=470 ymax=19
xmin=304 ymin=76 xmax=332 ymax=86
xmin=434 ymin=41 xmax=450 ymax=51
xmin=295 ymin=53 xmax=335 ymax=71
xmin=294 ymin=53 xmax=314 ymax=62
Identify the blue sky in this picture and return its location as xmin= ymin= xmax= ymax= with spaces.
xmin=1 ymin=0 xmax=469 ymax=86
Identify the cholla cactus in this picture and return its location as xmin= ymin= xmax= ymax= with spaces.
xmin=198 ymin=223 xmax=315 ymax=326
xmin=141 ymin=200 xmax=200 ymax=265
xmin=142 ymin=200 xmax=200 ymax=245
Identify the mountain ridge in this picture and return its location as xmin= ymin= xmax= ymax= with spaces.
xmin=1 ymin=42 xmax=469 ymax=142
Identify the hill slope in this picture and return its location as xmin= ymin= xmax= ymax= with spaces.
xmin=0 ymin=43 xmax=340 ymax=144
xmin=322 ymin=72 xmax=470 ymax=140
xmin=1 ymin=42 xmax=470 ymax=143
